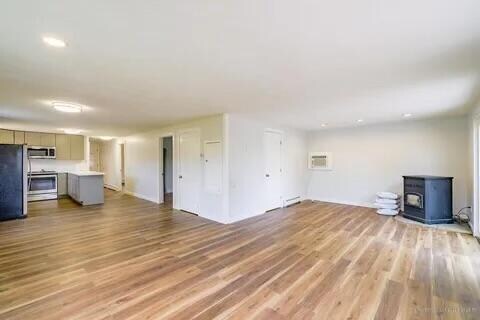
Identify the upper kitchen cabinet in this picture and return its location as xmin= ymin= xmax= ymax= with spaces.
xmin=55 ymin=134 xmax=85 ymax=160
xmin=25 ymin=131 xmax=55 ymax=147
xmin=25 ymin=132 xmax=41 ymax=146
xmin=40 ymin=133 xmax=56 ymax=147
xmin=2 ymin=128 xmax=85 ymax=160
xmin=55 ymin=134 xmax=71 ymax=160
xmin=70 ymin=135 xmax=85 ymax=160
xmin=0 ymin=129 xmax=14 ymax=144
xmin=14 ymin=131 xmax=25 ymax=144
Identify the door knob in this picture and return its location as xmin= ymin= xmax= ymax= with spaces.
xmin=265 ymin=174 xmax=270 ymax=177
xmin=179 ymin=175 xmax=183 ymax=179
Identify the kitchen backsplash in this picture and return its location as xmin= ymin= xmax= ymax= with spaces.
xmin=30 ymin=159 xmax=88 ymax=173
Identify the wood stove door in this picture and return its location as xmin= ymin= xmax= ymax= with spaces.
xmin=405 ymin=193 xmax=423 ymax=209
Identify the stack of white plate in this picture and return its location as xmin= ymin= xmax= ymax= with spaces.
xmin=374 ymin=192 xmax=400 ymax=216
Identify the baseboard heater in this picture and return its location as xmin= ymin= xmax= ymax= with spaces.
xmin=284 ymin=196 xmax=301 ymax=207
xmin=104 ymin=184 xmax=121 ymax=192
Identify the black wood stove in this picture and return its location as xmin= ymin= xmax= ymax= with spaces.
xmin=402 ymin=175 xmax=453 ymax=224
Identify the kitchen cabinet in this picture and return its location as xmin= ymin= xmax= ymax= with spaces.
xmin=25 ymin=132 xmax=41 ymax=146
xmin=68 ymin=172 xmax=104 ymax=205
xmin=2 ymin=129 xmax=85 ymax=159
xmin=14 ymin=131 xmax=25 ymax=144
xmin=0 ymin=129 xmax=14 ymax=144
xmin=57 ymin=173 xmax=68 ymax=197
xmin=40 ymin=133 xmax=56 ymax=147
xmin=55 ymin=134 xmax=85 ymax=160
xmin=70 ymin=135 xmax=85 ymax=160
xmin=68 ymin=173 xmax=79 ymax=200
xmin=55 ymin=134 xmax=71 ymax=160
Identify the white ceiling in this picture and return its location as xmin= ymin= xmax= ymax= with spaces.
xmin=0 ymin=0 xmax=479 ymax=136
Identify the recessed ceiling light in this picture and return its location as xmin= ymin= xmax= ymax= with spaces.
xmin=403 ymin=113 xmax=413 ymax=118
xmin=52 ymin=102 xmax=82 ymax=113
xmin=42 ymin=36 xmax=66 ymax=48
xmin=61 ymin=128 xmax=83 ymax=134
xmin=357 ymin=119 xmax=364 ymax=123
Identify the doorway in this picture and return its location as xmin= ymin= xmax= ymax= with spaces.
xmin=120 ymin=143 xmax=126 ymax=190
xmin=178 ymin=129 xmax=201 ymax=214
xmin=162 ymin=136 xmax=173 ymax=207
xmin=264 ymin=130 xmax=283 ymax=211
xmin=89 ymin=139 xmax=100 ymax=172
xmin=474 ymin=118 xmax=480 ymax=237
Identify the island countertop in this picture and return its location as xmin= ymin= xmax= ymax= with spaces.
xmin=68 ymin=171 xmax=104 ymax=176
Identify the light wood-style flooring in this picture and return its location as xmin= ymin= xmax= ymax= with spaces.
xmin=1 ymin=190 xmax=479 ymax=319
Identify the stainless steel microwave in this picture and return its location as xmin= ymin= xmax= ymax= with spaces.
xmin=27 ymin=146 xmax=56 ymax=159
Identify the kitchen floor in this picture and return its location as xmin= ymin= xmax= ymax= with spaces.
xmin=1 ymin=190 xmax=480 ymax=319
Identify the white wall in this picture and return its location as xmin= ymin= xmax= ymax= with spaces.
xmin=125 ymin=113 xmax=307 ymax=224
xmin=228 ymin=114 xmax=308 ymax=223
xmin=99 ymin=139 xmax=122 ymax=191
xmin=30 ymin=159 xmax=88 ymax=172
xmin=163 ymin=137 xmax=173 ymax=193
xmin=124 ymin=113 xmax=472 ymax=227
xmin=125 ymin=115 xmax=229 ymax=222
xmin=307 ymin=117 xmax=469 ymax=214
xmin=468 ymin=103 xmax=480 ymax=237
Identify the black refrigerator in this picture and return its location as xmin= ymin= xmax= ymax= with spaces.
xmin=0 ymin=144 xmax=28 ymax=221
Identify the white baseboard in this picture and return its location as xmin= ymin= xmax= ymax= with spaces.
xmin=200 ymin=215 xmax=231 ymax=225
xmin=468 ymin=221 xmax=477 ymax=237
xmin=227 ymin=199 xmax=308 ymax=224
xmin=123 ymin=190 xmax=159 ymax=204
xmin=309 ymin=196 xmax=376 ymax=208
xmin=228 ymin=211 xmax=266 ymax=224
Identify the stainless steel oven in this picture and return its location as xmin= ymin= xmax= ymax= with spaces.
xmin=28 ymin=172 xmax=58 ymax=201
xmin=27 ymin=146 xmax=56 ymax=159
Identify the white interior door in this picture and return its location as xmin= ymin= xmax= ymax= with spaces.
xmin=120 ymin=144 xmax=125 ymax=184
xmin=178 ymin=129 xmax=201 ymax=214
xmin=158 ymin=138 xmax=164 ymax=204
xmin=265 ymin=131 xmax=282 ymax=211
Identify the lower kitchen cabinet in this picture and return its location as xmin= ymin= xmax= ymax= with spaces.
xmin=68 ymin=172 xmax=104 ymax=205
xmin=57 ymin=173 xmax=68 ymax=198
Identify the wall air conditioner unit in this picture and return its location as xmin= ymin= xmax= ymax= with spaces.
xmin=309 ymin=152 xmax=333 ymax=170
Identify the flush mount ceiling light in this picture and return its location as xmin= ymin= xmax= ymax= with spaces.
xmin=403 ymin=113 xmax=413 ymax=118
xmin=321 ymin=123 xmax=327 ymax=127
xmin=52 ymin=102 xmax=82 ymax=113
xmin=42 ymin=36 xmax=66 ymax=48
xmin=61 ymin=128 xmax=83 ymax=134
xmin=357 ymin=119 xmax=364 ymax=123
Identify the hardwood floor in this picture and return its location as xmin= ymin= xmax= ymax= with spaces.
xmin=1 ymin=190 xmax=479 ymax=319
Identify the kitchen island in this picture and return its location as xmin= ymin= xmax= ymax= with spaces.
xmin=67 ymin=171 xmax=104 ymax=205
